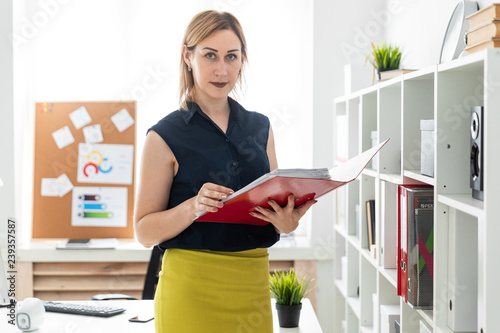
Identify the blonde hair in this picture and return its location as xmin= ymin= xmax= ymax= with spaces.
xmin=179 ymin=10 xmax=248 ymax=110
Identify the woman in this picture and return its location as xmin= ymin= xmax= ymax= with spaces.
xmin=134 ymin=10 xmax=316 ymax=333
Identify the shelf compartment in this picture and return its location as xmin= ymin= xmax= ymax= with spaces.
xmin=380 ymin=181 xmax=398 ymax=271
xmin=359 ymin=175 xmax=376 ymax=254
xmin=403 ymin=170 xmax=436 ymax=186
xmin=347 ymin=296 xmax=361 ymax=319
xmin=334 ymin=287 xmax=346 ymax=333
xmin=360 ymin=326 xmax=374 ymax=333
xmin=401 ymin=301 xmax=425 ymax=333
xmin=378 ymin=272 xmax=399 ymax=308
xmin=360 ymin=91 xmax=378 ymax=166
xmin=346 ymin=242 xmax=360 ymax=299
xmin=334 ymin=229 xmax=346 ymax=281
xmin=348 ymin=97 xmax=361 ymax=159
xmin=334 ymin=100 xmax=348 ymax=163
xmin=416 ymin=309 xmax=434 ymax=330
xmin=377 ymin=275 xmax=400 ymax=333
xmin=437 ymin=193 xmax=484 ymax=218
xmin=334 ymin=223 xmax=347 ymax=239
xmin=435 ymin=59 xmax=484 ymax=195
xmin=362 ymin=168 xmax=378 ymax=178
xmin=335 ymin=279 xmax=347 ymax=299
xmin=360 ymin=248 xmax=376 ymax=267
xmin=378 ymin=82 xmax=402 ymax=177
xmin=402 ymin=73 xmax=435 ymax=179
xmin=379 ymin=268 xmax=397 ymax=289
xmin=438 ymin=49 xmax=484 ymax=73
xmin=334 ymin=94 xmax=362 ymax=165
xmin=380 ymin=173 xmax=403 ymax=184
xmin=435 ymin=324 xmax=455 ymax=333
xmin=346 ymin=303 xmax=360 ymax=333
xmin=447 ymin=208 xmax=478 ymax=332
xmin=347 ymin=180 xmax=361 ymax=238
xmin=336 ymin=186 xmax=348 ymax=233
xmin=360 ymin=255 xmax=377 ymax=328
xmin=404 ymin=66 xmax=436 ymax=81
xmin=347 ymin=234 xmax=361 ymax=250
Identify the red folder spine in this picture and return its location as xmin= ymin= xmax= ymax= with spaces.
xmin=398 ymin=186 xmax=409 ymax=302
xmin=397 ymin=186 xmax=402 ymax=297
xmin=398 ymin=184 xmax=433 ymax=304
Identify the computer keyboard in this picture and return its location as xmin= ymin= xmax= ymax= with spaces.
xmin=43 ymin=301 xmax=126 ymax=317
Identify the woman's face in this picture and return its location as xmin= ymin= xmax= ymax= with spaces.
xmin=185 ymin=29 xmax=243 ymax=103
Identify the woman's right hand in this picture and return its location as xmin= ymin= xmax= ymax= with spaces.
xmin=194 ymin=183 xmax=234 ymax=213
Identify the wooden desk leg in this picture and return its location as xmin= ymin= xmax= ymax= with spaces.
xmin=17 ymin=262 xmax=33 ymax=300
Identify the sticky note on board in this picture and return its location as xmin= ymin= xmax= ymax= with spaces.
xmin=83 ymin=124 xmax=104 ymax=143
xmin=52 ymin=126 xmax=75 ymax=149
xmin=69 ymin=106 xmax=92 ymax=129
xmin=41 ymin=174 xmax=74 ymax=197
xmin=57 ymin=173 xmax=74 ymax=197
xmin=111 ymin=108 xmax=134 ymax=133
xmin=41 ymin=178 xmax=59 ymax=196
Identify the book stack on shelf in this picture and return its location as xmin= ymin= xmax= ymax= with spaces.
xmin=378 ymin=69 xmax=415 ymax=82
xmin=465 ymin=3 xmax=500 ymax=54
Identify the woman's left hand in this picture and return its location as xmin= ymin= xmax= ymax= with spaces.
xmin=250 ymin=194 xmax=317 ymax=234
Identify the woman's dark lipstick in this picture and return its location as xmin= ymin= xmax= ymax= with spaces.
xmin=211 ymin=82 xmax=228 ymax=88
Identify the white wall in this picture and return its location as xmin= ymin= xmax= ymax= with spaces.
xmin=0 ymin=0 xmax=15 ymax=249
xmin=383 ymin=0 xmax=496 ymax=70
xmin=13 ymin=0 xmax=313 ymax=242
xmin=325 ymin=0 xmax=496 ymax=99
xmin=311 ymin=0 xmax=388 ymax=239
xmin=310 ymin=1 xmax=390 ymax=331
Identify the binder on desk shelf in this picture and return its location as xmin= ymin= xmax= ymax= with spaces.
xmin=194 ymin=139 xmax=389 ymax=225
xmin=398 ymin=185 xmax=434 ymax=309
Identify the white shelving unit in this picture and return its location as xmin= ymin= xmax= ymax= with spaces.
xmin=333 ymin=49 xmax=500 ymax=333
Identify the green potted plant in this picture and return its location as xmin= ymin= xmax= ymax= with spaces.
xmin=367 ymin=42 xmax=403 ymax=81
xmin=269 ymin=268 xmax=314 ymax=328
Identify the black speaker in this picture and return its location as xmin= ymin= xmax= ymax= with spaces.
xmin=470 ymin=106 xmax=483 ymax=201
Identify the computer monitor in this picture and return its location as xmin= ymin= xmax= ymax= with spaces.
xmin=0 ymin=248 xmax=11 ymax=306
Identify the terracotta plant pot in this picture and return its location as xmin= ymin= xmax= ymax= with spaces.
xmin=275 ymin=303 xmax=302 ymax=328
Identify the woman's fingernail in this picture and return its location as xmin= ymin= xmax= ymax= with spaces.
xmin=221 ymin=195 xmax=227 ymax=199
xmin=249 ymin=212 xmax=254 ymax=216
xmin=255 ymin=206 xmax=260 ymax=211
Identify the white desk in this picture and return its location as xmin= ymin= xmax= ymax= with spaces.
xmin=17 ymin=237 xmax=332 ymax=262
xmin=1 ymin=299 xmax=322 ymax=333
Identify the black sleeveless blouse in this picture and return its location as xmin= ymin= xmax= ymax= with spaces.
xmin=148 ymin=98 xmax=279 ymax=251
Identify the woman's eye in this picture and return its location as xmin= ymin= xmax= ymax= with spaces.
xmin=226 ymin=54 xmax=237 ymax=61
xmin=205 ymin=53 xmax=216 ymax=60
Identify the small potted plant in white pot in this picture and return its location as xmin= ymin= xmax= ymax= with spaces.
xmin=269 ymin=268 xmax=314 ymax=328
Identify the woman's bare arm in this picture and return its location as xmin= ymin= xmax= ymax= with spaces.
xmin=133 ymin=131 xmax=232 ymax=247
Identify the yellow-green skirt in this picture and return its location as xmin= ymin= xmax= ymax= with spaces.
xmin=154 ymin=248 xmax=273 ymax=333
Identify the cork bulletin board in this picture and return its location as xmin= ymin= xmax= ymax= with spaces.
xmin=32 ymin=101 xmax=136 ymax=239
